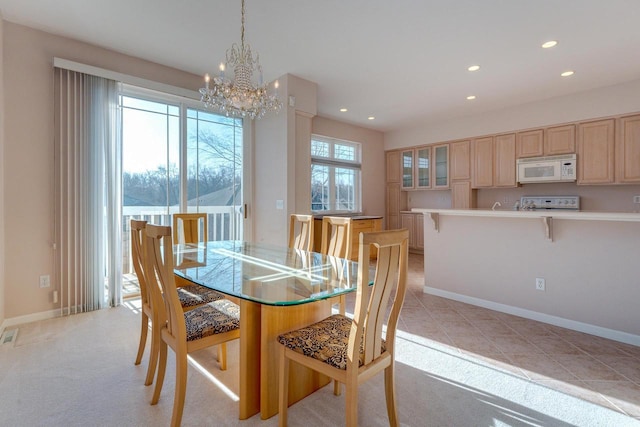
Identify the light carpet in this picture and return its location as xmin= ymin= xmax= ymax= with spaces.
xmin=0 ymin=301 xmax=638 ymax=427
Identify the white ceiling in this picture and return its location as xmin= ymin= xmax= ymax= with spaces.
xmin=1 ymin=0 xmax=640 ymax=132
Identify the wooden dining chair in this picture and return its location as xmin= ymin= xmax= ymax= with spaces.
xmin=145 ymin=224 xmax=241 ymax=427
xmin=320 ymin=216 xmax=352 ymax=321
xmin=131 ymin=220 xmax=227 ymax=388
xmin=173 ymin=212 xmax=207 ymax=245
xmin=277 ymin=228 xmax=409 ymax=427
xmin=288 ymin=214 xmax=314 ymax=251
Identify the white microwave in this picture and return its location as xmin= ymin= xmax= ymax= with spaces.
xmin=517 ymin=154 xmax=577 ymax=183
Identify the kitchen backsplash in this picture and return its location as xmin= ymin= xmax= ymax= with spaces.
xmin=407 ymin=183 xmax=640 ymax=212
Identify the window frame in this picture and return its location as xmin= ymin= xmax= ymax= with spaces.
xmin=310 ymin=135 xmax=362 ymax=214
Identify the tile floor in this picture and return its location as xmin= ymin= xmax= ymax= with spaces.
xmin=389 ymin=252 xmax=640 ymax=419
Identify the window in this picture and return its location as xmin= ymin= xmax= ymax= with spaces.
xmin=311 ymin=135 xmax=361 ymax=213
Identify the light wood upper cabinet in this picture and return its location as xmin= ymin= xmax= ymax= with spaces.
xmin=472 ymin=137 xmax=494 ymax=188
xmin=545 ymin=125 xmax=575 ymax=155
xmin=401 ymin=150 xmax=414 ymax=189
xmin=494 ymin=133 xmax=517 ymax=187
xmin=386 ymin=151 xmax=401 ymax=183
xmin=432 ymin=144 xmax=449 ymax=189
xmin=517 ymin=129 xmax=544 ymax=158
xmin=616 ymin=115 xmax=640 ymax=183
xmin=517 ymin=126 xmax=575 ymax=158
xmin=450 ymin=140 xmax=471 ymax=181
xmin=415 ymin=147 xmax=432 ymax=189
xmin=578 ymin=119 xmax=615 ymax=184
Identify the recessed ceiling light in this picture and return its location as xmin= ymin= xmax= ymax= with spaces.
xmin=561 ymin=70 xmax=574 ymax=77
xmin=367 ymin=116 xmax=375 ymax=120
xmin=542 ymin=40 xmax=558 ymax=49
xmin=339 ymin=108 xmax=348 ymax=112
xmin=466 ymin=95 xmax=476 ymax=100
xmin=468 ymin=65 xmax=480 ymax=72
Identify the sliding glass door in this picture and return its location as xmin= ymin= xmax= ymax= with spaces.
xmin=121 ymin=89 xmax=244 ymax=296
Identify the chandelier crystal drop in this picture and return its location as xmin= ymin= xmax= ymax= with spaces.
xmin=200 ymin=0 xmax=282 ymax=120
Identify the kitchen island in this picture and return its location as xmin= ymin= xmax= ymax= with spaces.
xmin=412 ymin=208 xmax=640 ymax=345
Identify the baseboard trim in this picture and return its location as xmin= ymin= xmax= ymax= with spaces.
xmin=0 ymin=309 xmax=61 ymax=331
xmin=424 ymin=286 xmax=640 ymax=347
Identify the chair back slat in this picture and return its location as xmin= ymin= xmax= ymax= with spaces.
xmin=289 ymin=214 xmax=314 ymax=251
xmin=145 ymin=224 xmax=186 ymax=342
xmin=130 ymin=220 xmax=149 ymax=305
xmin=349 ymin=229 xmax=409 ymax=368
xmin=320 ymin=216 xmax=352 ymax=258
xmin=173 ymin=213 xmax=208 ymax=244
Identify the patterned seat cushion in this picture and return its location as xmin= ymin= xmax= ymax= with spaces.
xmin=184 ymin=299 xmax=240 ymax=341
xmin=277 ymin=314 xmax=386 ymax=370
xmin=177 ymin=284 xmax=225 ymax=308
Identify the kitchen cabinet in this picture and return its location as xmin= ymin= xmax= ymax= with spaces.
xmin=386 ymin=151 xmax=406 ymax=230
xmin=400 ymin=212 xmax=423 ymax=252
xmin=450 ymin=140 xmax=471 ymax=181
xmin=386 ymin=183 xmax=402 ymax=230
xmin=616 ymin=114 xmax=640 ymax=183
xmin=313 ymin=217 xmax=382 ymax=261
xmin=494 ymin=133 xmax=516 ymax=187
xmin=578 ymin=119 xmax=615 ymax=184
xmin=472 ymin=136 xmax=494 ymax=188
xmin=451 ymin=181 xmax=476 ymax=209
xmin=472 ymin=134 xmax=516 ymax=188
xmin=517 ymin=126 xmax=575 ymax=158
xmin=401 ymin=147 xmax=432 ymax=189
xmin=432 ymin=144 xmax=449 ymax=189
xmin=386 ymin=150 xmax=401 ymax=183
xmin=401 ymin=149 xmax=414 ymax=189
xmin=415 ymin=147 xmax=432 ymax=189
xmin=545 ymin=125 xmax=575 ymax=155
xmin=516 ymin=129 xmax=544 ymax=158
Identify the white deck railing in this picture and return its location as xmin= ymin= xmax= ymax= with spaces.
xmin=122 ymin=205 xmax=242 ymax=275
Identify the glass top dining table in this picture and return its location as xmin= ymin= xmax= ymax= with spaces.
xmin=173 ymin=240 xmax=359 ymax=306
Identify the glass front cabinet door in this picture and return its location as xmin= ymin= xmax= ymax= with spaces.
xmin=433 ymin=144 xmax=449 ymax=189
xmin=401 ymin=150 xmax=414 ymax=189
xmin=415 ymin=147 xmax=431 ymax=189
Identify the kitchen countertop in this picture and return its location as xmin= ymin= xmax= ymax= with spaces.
xmin=411 ymin=208 xmax=640 ymax=222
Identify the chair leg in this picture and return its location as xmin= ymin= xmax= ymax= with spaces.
xmin=384 ymin=364 xmax=399 ymax=427
xmin=217 ymin=343 xmax=227 ymax=371
xmin=171 ymin=349 xmax=188 ymax=427
xmin=151 ymin=342 xmax=168 ymax=405
xmin=333 ymin=380 xmax=341 ymax=396
xmin=135 ymin=311 xmax=149 ymax=365
xmin=278 ymin=347 xmax=290 ymax=427
xmin=144 ymin=320 xmax=161 ymax=386
xmin=345 ymin=381 xmax=358 ymax=427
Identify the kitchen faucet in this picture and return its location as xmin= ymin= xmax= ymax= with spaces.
xmin=491 ymin=201 xmax=502 ymax=211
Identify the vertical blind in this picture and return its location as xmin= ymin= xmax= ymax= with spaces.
xmin=53 ymin=68 xmax=122 ymax=313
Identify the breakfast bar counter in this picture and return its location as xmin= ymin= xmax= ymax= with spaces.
xmin=411 ymin=208 xmax=640 ymax=345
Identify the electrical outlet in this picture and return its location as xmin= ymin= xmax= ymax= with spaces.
xmin=535 ymin=277 xmax=545 ymax=291
xmin=39 ymin=275 xmax=50 ymax=288
xmin=634 ymin=195 xmax=640 ymax=204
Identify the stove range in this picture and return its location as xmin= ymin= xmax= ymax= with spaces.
xmin=520 ymin=195 xmax=580 ymax=211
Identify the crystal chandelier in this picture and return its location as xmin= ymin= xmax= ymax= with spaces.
xmin=199 ymin=0 xmax=282 ymax=120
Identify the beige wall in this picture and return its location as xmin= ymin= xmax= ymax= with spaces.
xmin=1 ymin=22 xmax=209 ymax=320
xmin=385 ymin=78 xmax=640 ymax=150
xmin=407 ymin=183 xmax=640 ymax=213
xmin=253 ymin=74 xmax=318 ymax=246
xmin=0 ymin=15 xmax=5 ymax=326
xmin=423 ymin=215 xmax=640 ymax=343
xmin=312 ymin=116 xmax=385 ymax=218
